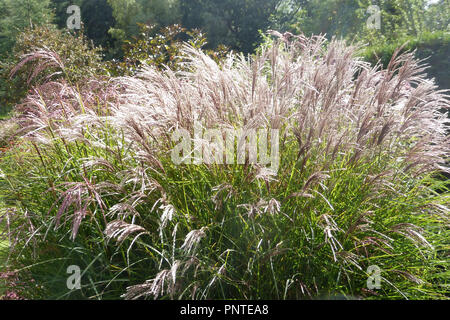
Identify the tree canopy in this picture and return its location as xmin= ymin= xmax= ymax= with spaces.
xmin=0 ymin=0 xmax=53 ymax=56
xmin=1 ymin=0 xmax=447 ymax=56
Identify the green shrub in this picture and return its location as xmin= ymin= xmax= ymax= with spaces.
xmin=361 ymin=31 xmax=450 ymax=90
xmin=0 ymin=33 xmax=449 ymax=300
xmin=107 ymin=23 xmax=229 ymax=76
xmin=0 ymin=24 xmax=107 ymax=115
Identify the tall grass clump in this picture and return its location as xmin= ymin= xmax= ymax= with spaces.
xmin=0 ymin=32 xmax=448 ymax=299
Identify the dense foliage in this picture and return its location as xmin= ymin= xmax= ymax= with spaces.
xmin=0 ymin=0 xmax=53 ymax=56
xmin=0 ymin=24 xmax=107 ymax=116
xmin=107 ymin=23 xmax=229 ymax=76
xmin=362 ymin=31 xmax=450 ymax=90
xmin=1 ymin=32 xmax=449 ymax=300
xmin=0 ymin=0 xmax=449 ymax=301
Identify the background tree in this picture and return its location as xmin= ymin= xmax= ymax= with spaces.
xmin=0 ymin=0 xmax=53 ymax=56
xmin=50 ymin=0 xmax=115 ymax=55
xmin=269 ymin=0 xmax=308 ymax=32
xmin=424 ymin=0 xmax=450 ymax=32
xmin=287 ymin=0 xmax=361 ymax=38
xmin=354 ymin=0 xmax=430 ymax=44
xmin=106 ymin=0 xmax=180 ymax=44
xmin=180 ymin=0 xmax=284 ymax=53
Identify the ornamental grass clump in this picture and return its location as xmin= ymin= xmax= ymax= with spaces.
xmin=0 ymin=32 xmax=448 ymax=299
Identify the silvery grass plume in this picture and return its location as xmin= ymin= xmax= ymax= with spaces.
xmin=104 ymin=220 xmax=147 ymax=243
xmin=181 ymin=227 xmax=208 ymax=253
xmin=10 ymin=48 xmax=65 ymax=85
xmin=122 ymin=260 xmax=181 ymax=300
xmin=2 ymin=31 xmax=449 ymax=300
xmin=111 ymin=36 xmax=448 ymax=178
